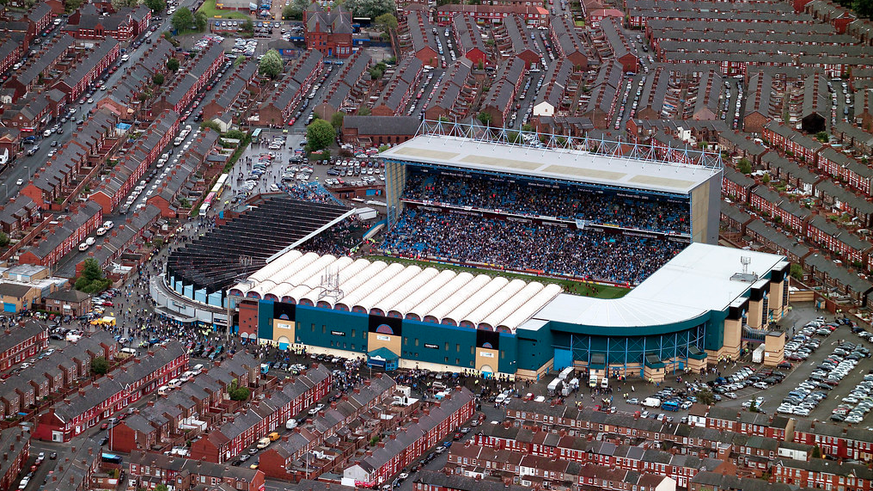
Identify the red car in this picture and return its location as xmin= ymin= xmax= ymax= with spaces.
xmin=100 ymin=422 xmax=109 ymax=430
xmin=101 ymin=301 xmax=114 ymax=307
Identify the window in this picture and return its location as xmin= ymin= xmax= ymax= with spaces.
xmin=322 ymin=325 xmax=326 ymax=333
xmin=351 ymin=330 xmax=355 ymax=338
xmin=456 ymin=344 xmax=460 ymax=352
xmin=445 ymin=342 xmax=449 ymax=351
xmin=415 ymin=338 xmax=419 ymax=347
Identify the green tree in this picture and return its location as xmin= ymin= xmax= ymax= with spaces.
xmin=240 ymin=18 xmax=254 ymax=34
xmin=111 ymin=0 xmax=138 ymax=8
xmin=228 ymin=379 xmax=250 ymax=401
xmin=358 ymin=106 xmax=371 ymax=116
xmin=224 ymin=129 xmax=247 ymax=140
xmin=171 ymin=7 xmax=195 ymax=32
xmin=282 ymin=0 xmax=308 ymax=19
xmin=761 ymin=173 xmax=770 ymax=184
xmin=258 ymin=49 xmax=284 ymax=79
xmin=853 ymin=0 xmax=873 ymax=18
xmin=477 ymin=111 xmax=493 ymax=126
xmin=144 ymin=0 xmax=166 ymax=13
xmin=306 ymin=119 xmax=335 ymax=151
xmin=152 ymin=73 xmax=165 ymax=85
xmin=65 ymin=0 xmax=84 ymax=13
xmin=91 ymin=356 xmax=109 ymax=376
xmin=697 ymin=388 xmax=716 ymax=405
xmin=194 ymin=11 xmax=208 ymax=32
xmin=166 ymin=57 xmax=180 ymax=72
xmin=331 ymin=112 xmax=345 ymax=130
xmin=737 ymin=157 xmax=752 ymax=175
xmin=345 ymin=0 xmax=396 ymax=19
xmin=155 ymin=485 xmax=169 ymax=491
xmin=816 ymin=131 xmax=830 ymax=143
xmin=74 ymin=258 xmax=111 ymax=294
xmin=811 ymin=445 xmax=823 ymax=459
xmin=374 ymin=13 xmax=398 ymax=35
xmin=201 ymin=120 xmax=221 ymax=131
xmin=0 ymin=232 xmax=9 ymax=248
xmin=790 ymin=263 xmax=804 ymax=281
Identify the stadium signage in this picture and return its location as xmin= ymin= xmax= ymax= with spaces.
xmin=424 ymin=343 xmax=439 ymax=349
xmin=331 ymin=330 xmax=346 ymax=336
xmin=376 ymin=335 xmax=390 ymax=341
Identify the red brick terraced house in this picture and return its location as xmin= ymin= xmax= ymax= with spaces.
xmin=0 ymin=428 xmax=30 ymax=491
xmin=762 ymin=122 xmax=822 ymax=165
xmin=32 ymin=341 xmax=187 ymax=442
xmin=17 ymin=202 xmax=103 ymax=268
xmin=343 ymin=387 xmax=475 ymax=488
xmin=189 ymin=364 xmax=332 ymax=463
xmin=805 ymin=214 xmax=873 ymax=266
xmin=0 ymin=321 xmax=47 ymax=371
xmin=150 ymin=42 xmax=225 ymax=116
xmin=304 ymin=3 xmax=354 ymax=58
xmin=816 ymin=146 xmax=873 ymax=196
xmin=772 ymin=458 xmax=873 ymax=491
xmin=52 ymin=37 xmax=120 ymax=103
xmin=792 ymin=419 xmax=873 ymax=461
xmin=126 ymin=450 xmax=266 ymax=491
xmin=257 ymin=50 xmax=324 ymax=126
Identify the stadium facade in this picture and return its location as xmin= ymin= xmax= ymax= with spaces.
xmin=227 ymin=127 xmax=790 ymax=381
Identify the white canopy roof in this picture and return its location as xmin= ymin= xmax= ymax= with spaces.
xmin=232 ymin=251 xmax=564 ymax=332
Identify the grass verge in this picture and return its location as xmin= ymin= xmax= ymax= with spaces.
xmin=365 ymin=255 xmax=629 ymax=299
xmin=198 ymin=0 xmax=251 ymax=19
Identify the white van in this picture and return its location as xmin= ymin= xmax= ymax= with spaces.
xmin=78 ymin=242 xmax=89 ymax=251
xmin=157 ymin=385 xmax=170 ymax=396
xmin=192 ymin=364 xmax=204 ymax=375
xmin=285 ymin=418 xmax=298 ymax=430
xmin=642 ymin=397 xmax=661 ymax=408
xmin=168 ymin=378 xmax=181 ymax=389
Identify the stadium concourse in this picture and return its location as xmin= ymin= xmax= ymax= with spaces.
xmin=227 ymin=128 xmax=792 ymax=382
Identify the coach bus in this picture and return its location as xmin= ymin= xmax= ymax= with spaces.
xmin=198 ymin=173 xmax=229 ymax=217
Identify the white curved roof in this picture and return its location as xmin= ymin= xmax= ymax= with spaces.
xmin=427 ymin=274 xmax=493 ymax=321
xmin=249 ymin=250 xmax=303 ymax=283
xmin=460 ymin=279 xmax=528 ymax=326
xmin=376 ymin=267 xmax=441 ymax=314
xmin=337 ymin=263 xmax=407 ymax=309
xmin=498 ymin=284 xmax=563 ymax=330
xmin=388 ymin=269 xmax=457 ymax=316
xmin=299 ymin=258 xmax=373 ymax=305
xmin=235 ymin=250 xmax=573 ymax=332
xmin=409 ymin=272 xmax=475 ymax=318
xmin=480 ymin=282 xmax=545 ymax=328
xmin=281 ymin=256 xmax=355 ymax=302
xmin=320 ymin=261 xmax=390 ymax=308
xmin=269 ymin=252 xmax=325 ymax=288
xmin=269 ymin=254 xmax=341 ymax=298
xmin=353 ymin=265 xmax=424 ymax=312
xmin=442 ymin=277 xmax=511 ymax=325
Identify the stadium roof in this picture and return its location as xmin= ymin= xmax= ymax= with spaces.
xmin=381 ymin=134 xmax=721 ymax=194
xmin=528 ymin=243 xmax=787 ymax=330
xmin=231 ymin=252 xmax=562 ymax=332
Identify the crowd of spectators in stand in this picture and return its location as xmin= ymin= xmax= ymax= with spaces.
xmin=381 ymin=209 xmax=685 ymax=285
xmin=300 ymin=216 xmax=364 ymax=256
xmin=403 ymin=171 xmax=690 ymax=235
xmin=283 ymin=181 xmax=343 ymax=205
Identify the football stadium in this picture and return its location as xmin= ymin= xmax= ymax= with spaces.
xmin=223 ymin=123 xmax=790 ymax=381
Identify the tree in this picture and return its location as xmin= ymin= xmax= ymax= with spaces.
xmin=166 ymin=57 xmax=180 ymax=72
xmin=171 ymin=7 xmax=195 ymax=32
xmin=144 ymin=0 xmax=166 ymax=13
xmin=111 ymin=0 xmax=138 ymax=8
xmin=240 ymin=18 xmax=254 ymax=34
xmin=737 ymin=157 xmax=752 ymax=175
xmin=374 ymin=13 xmax=398 ymax=35
xmin=201 ymin=120 xmax=221 ymax=131
xmin=91 ymin=356 xmax=109 ymax=376
xmin=75 ymin=258 xmax=111 ymax=294
xmin=258 ymin=49 xmax=284 ymax=79
xmin=331 ymin=112 xmax=345 ymax=130
xmin=761 ymin=173 xmax=770 ymax=184
xmin=155 ymin=485 xmax=169 ymax=491
xmin=790 ymin=263 xmax=804 ymax=282
xmin=0 ymin=232 xmax=9 ymax=248
xmin=358 ymin=106 xmax=371 ymax=116
xmin=306 ymin=119 xmax=335 ymax=151
xmin=194 ymin=11 xmax=208 ymax=32
xmin=345 ymin=0 xmax=397 ymax=19
xmin=282 ymin=0 xmax=308 ymax=19
xmin=152 ymin=73 xmax=165 ymax=85
xmin=477 ymin=111 xmax=493 ymax=126
xmin=854 ymin=0 xmax=873 ymax=18
xmin=225 ymin=129 xmax=247 ymax=140
xmin=65 ymin=0 xmax=84 ymax=13
xmin=697 ymin=388 xmax=716 ymax=405
xmin=816 ymin=131 xmax=830 ymax=143
xmin=228 ymin=379 xmax=250 ymax=401
xmin=811 ymin=445 xmax=823 ymax=459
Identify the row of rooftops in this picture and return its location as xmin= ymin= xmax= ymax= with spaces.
xmin=0 ymin=320 xmax=45 ymax=356
xmin=348 ymin=387 xmax=474 ymax=476
xmin=426 ymin=58 xmax=473 ymax=114
xmin=22 ymin=201 xmax=102 ymax=261
xmin=321 ymin=50 xmax=371 ymax=111
xmin=54 ymin=340 xmax=187 ymax=423
xmin=452 ymin=13 xmax=486 ymax=56
xmin=404 ymin=10 xmax=438 ymax=56
xmin=262 ymin=49 xmax=324 ymax=113
xmin=160 ymin=42 xmax=224 ymax=108
xmin=104 ymin=39 xmax=174 ymax=108
xmin=128 ymin=449 xmax=261 ymax=486
xmin=373 ymin=56 xmax=424 ymax=113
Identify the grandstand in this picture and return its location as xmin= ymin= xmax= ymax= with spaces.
xmin=377 ymin=121 xmax=723 ymax=285
xmin=165 ymin=196 xmax=352 ymax=308
xmin=228 ymin=125 xmax=790 ymax=381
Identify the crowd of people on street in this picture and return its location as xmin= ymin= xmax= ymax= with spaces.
xmin=403 ymin=170 xmax=691 ymax=235
xmin=381 ymin=209 xmax=685 ymax=285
